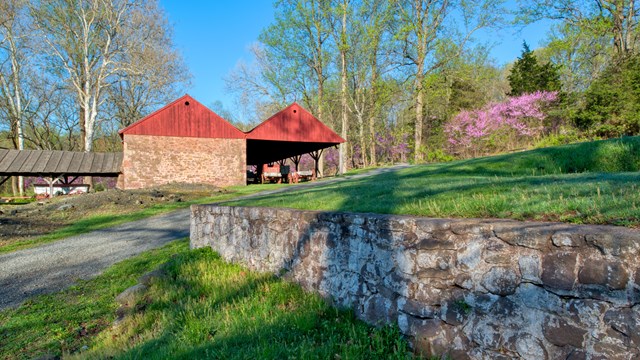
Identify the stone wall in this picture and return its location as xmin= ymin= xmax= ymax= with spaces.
xmin=122 ymin=134 xmax=246 ymax=189
xmin=190 ymin=205 xmax=640 ymax=359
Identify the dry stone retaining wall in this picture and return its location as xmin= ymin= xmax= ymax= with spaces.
xmin=190 ymin=205 xmax=640 ymax=359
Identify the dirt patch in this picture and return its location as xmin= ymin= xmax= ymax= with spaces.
xmin=0 ymin=183 xmax=226 ymax=248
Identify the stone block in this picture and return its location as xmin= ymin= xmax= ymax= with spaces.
xmin=542 ymin=316 xmax=586 ymax=348
xmin=442 ymin=301 xmax=467 ymax=326
xmin=541 ymin=251 xmax=577 ymax=290
xmin=450 ymin=220 xmax=493 ymax=236
xmin=578 ymin=259 xmax=608 ymax=286
xmin=514 ymin=334 xmax=548 ymax=360
xmin=397 ymin=296 xmax=438 ymax=319
xmin=603 ymin=307 xmax=640 ymax=347
xmin=361 ymin=294 xmax=396 ymax=325
xmin=394 ymin=249 xmax=416 ymax=275
xmin=115 ymin=283 xmax=147 ymax=306
xmin=456 ymin=240 xmax=483 ymax=270
xmin=481 ymin=267 xmax=520 ymax=296
xmin=579 ymin=258 xmax=629 ymax=290
xmin=552 ymin=231 xmax=584 ymax=247
xmin=584 ymin=230 xmax=638 ymax=256
xmin=492 ymin=222 xmax=553 ymax=250
xmin=518 ymin=254 xmax=541 ymax=283
xmin=454 ymin=273 xmax=473 ymax=289
xmin=413 ymin=235 xmax=457 ymax=250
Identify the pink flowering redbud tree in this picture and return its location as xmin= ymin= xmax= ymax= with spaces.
xmin=445 ymin=91 xmax=558 ymax=157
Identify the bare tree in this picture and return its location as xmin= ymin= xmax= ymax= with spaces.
xmin=519 ymin=0 xmax=639 ymax=57
xmin=31 ymin=0 xmax=134 ymax=153
xmin=107 ymin=0 xmax=190 ymax=128
xmin=225 ymin=43 xmax=293 ymax=124
xmin=0 ymin=0 xmax=31 ymax=194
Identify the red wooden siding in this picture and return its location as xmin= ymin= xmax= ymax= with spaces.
xmin=246 ymin=103 xmax=345 ymax=143
xmin=119 ymin=95 xmax=245 ymax=139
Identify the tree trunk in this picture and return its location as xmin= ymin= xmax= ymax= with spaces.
xmin=11 ymin=177 xmax=18 ymax=196
xmin=369 ymin=62 xmax=379 ymax=166
xmin=626 ymin=0 xmax=636 ymax=53
xmin=316 ymin=58 xmax=324 ymax=178
xmin=339 ymin=60 xmax=348 ymax=173
xmin=357 ymin=112 xmax=366 ymax=167
xmin=339 ymin=2 xmax=348 ymax=174
xmin=414 ymin=73 xmax=424 ymax=162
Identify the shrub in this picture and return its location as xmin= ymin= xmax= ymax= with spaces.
xmin=445 ymin=91 xmax=559 ymax=157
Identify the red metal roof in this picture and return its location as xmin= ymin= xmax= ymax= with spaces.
xmin=246 ymin=103 xmax=345 ymax=143
xmin=118 ymin=95 xmax=244 ymax=139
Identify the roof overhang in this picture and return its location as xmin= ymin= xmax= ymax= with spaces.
xmin=246 ymin=139 xmax=339 ymax=165
xmin=0 ymin=150 xmax=123 ymax=177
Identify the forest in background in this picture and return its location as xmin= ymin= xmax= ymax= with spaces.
xmin=2 ymin=0 xmax=640 ymax=193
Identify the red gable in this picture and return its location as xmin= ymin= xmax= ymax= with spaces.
xmin=246 ymin=103 xmax=345 ymax=143
xmin=119 ymin=95 xmax=244 ymax=139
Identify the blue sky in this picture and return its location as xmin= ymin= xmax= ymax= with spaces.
xmin=160 ymin=1 xmax=553 ymax=109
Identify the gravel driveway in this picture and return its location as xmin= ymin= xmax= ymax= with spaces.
xmin=0 ymin=165 xmax=410 ymax=310
xmin=0 ymin=208 xmax=190 ymax=310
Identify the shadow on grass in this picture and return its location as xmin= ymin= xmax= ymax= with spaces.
xmin=399 ymin=136 xmax=640 ymax=179
xmin=232 ymin=164 xmax=640 ymax=222
xmin=107 ymin=249 xmax=407 ymax=360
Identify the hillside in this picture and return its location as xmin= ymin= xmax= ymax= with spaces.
xmin=228 ymin=136 xmax=640 ymax=227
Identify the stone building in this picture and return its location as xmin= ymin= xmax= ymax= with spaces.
xmin=119 ymin=95 xmax=247 ymax=189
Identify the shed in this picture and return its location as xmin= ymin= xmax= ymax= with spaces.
xmin=0 ymin=149 xmax=123 ymax=194
xmin=245 ymin=103 xmax=345 ymax=165
xmin=118 ymin=95 xmax=247 ymax=189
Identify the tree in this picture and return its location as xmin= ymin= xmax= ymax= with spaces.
xmin=445 ymin=91 xmax=559 ymax=156
xmin=346 ymin=0 xmax=393 ymax=167
xmin=0 ymin=0 xmax=33 ymax=194
xmin=331 ymin=0 xmax=350 ymax=174
xmin=259 ymin=0 xmax=332 ymax=125
xmin=257 ymin=0 xmax=334 ymax=176
xmin=508 ymin=41 xmax=562 ymax=96
xmin=394 ymin=0 xmax=504 ymax=162
xmin=538 ymin=21 xmax=611 ymax=93
xmin=574 ymin=53 xmax=640 ymax=136
xmin=225 ymin=43 xmax=300 ymax=124
xmin=31 ymin=0 xmax=133 ymax=153
xmin=106 ymin=1 xmax=190 ymax=128
xmin=519 ymin=0 xmax=639 ymax=57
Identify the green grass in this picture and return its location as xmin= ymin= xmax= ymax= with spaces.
xmin=228 ymin=137 xmax=640 ymax=227
xmin=0 ymin=184 xmax=285 ymax=255
xmin=0 ymin=198 xmax=35 ymax=205
xmin=0 ymin=239 xmax=412 ymax=360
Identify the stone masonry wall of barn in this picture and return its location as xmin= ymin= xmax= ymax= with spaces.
xmin=122 ymin=135 xmax=246 ymax=189
xmin=190 ymin=205 xmax=640 ymax=359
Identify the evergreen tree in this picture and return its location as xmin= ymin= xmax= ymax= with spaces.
xmin=508 ymin=41 xmax=561 ymax=96
xmin=574 ymin=54 xmax=640 ymax=136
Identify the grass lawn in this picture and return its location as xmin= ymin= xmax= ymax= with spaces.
xmin=228 ymin=137 xmax=640 ymax=227
xmin=0 ymin=184 xmax=285 ymax=255
xmin=0 ymin=239 xmax=412 ymax=360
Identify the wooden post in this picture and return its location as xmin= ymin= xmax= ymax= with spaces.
xmin=45 ymin=176 xmax=62 ymax=197
xmin=309 ymin=149 xmax=324 ymax=180
xmin=290 ymin=155 xmax=302 ymax=172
